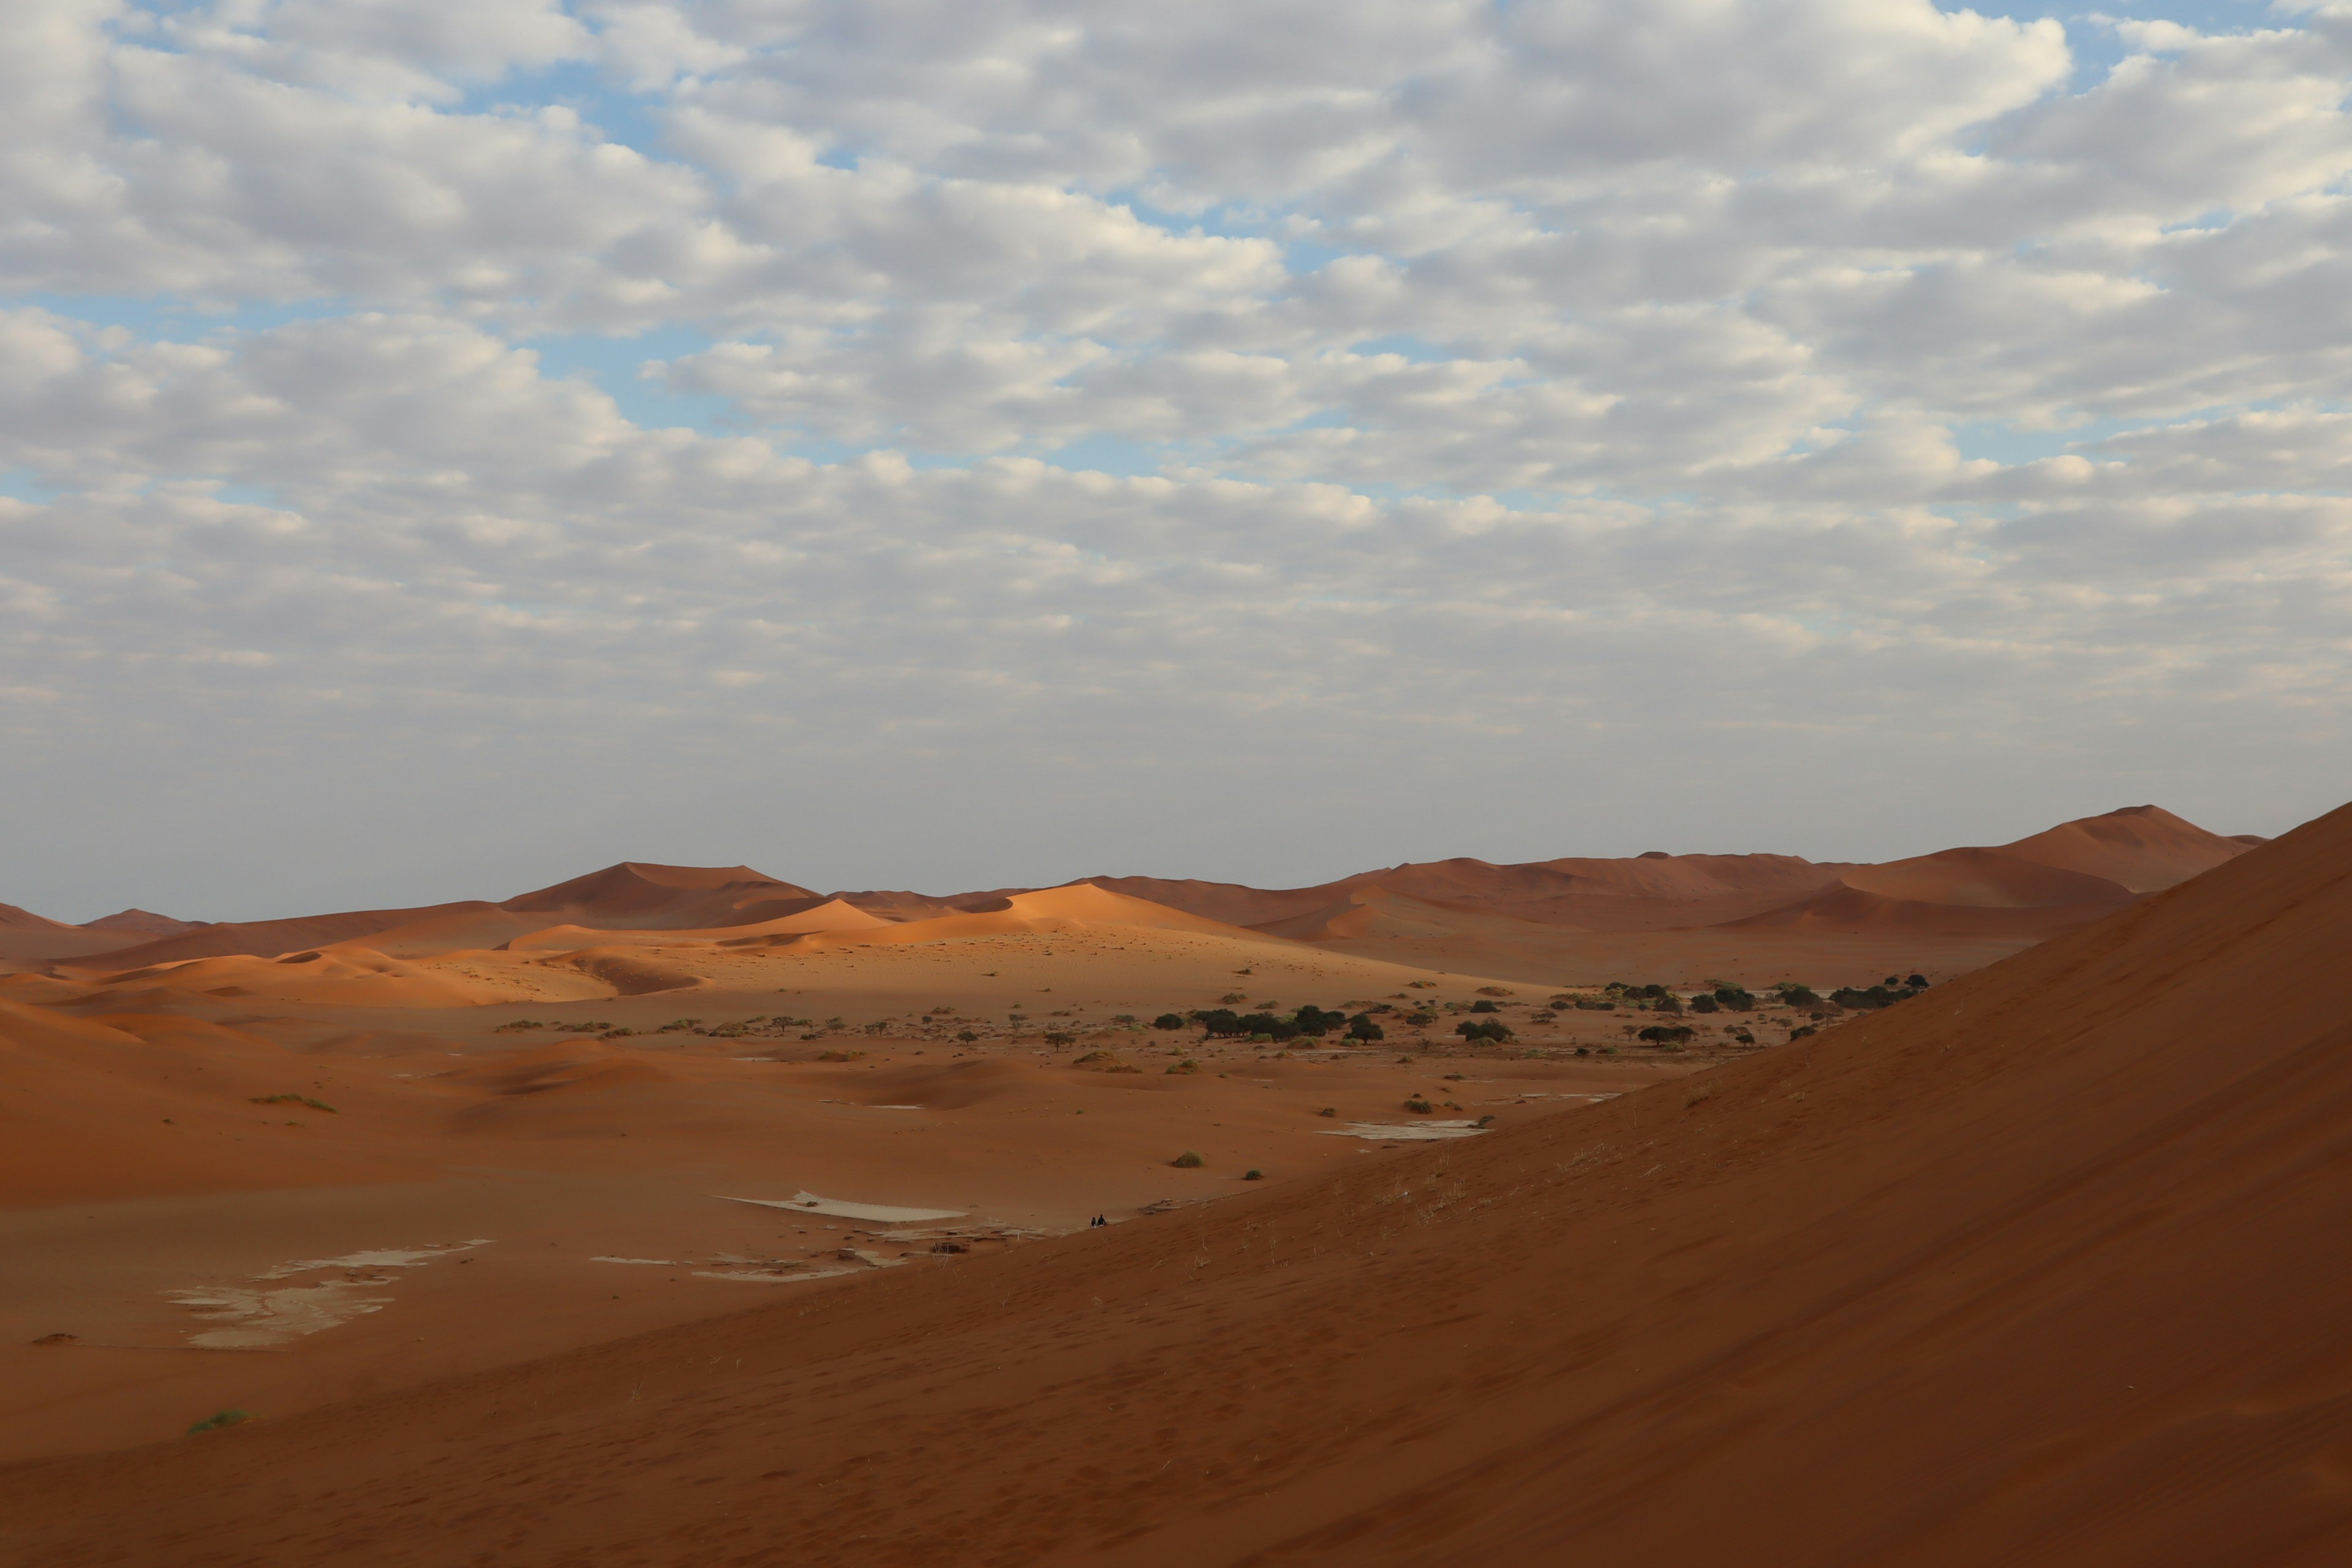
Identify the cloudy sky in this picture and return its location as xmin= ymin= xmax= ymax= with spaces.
xmin=4 ymin=0 xmax=2348 ymax=920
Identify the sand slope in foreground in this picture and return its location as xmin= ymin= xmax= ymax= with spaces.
xmin=4 ymin=804 xmax=2346 ymax=1564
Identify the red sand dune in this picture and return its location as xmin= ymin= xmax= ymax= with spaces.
xmin=4 ymin=805 xmax=2345 ymax=1564
xmin=80 ymin=910 xmax=205 ymax=937
xmin=13 ymin=809 xmax=2247 ymax=990
xmin=1995 ymin=802 xmax=2252 ymax=891
xmin=502 ymin=861 xmax=823 ymax=927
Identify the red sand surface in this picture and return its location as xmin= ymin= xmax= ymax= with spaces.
xmin=0 ymin=800 xmax=2343 ymax=1564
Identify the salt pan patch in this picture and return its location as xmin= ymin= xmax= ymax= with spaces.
xmin=170 ymin=1240 xmax=492 ymax=1349
xmin=719 ymin=1191 xmax=965 ymax=1223
xmin=1319 ymin=1120 xmax=1490 ymax=1142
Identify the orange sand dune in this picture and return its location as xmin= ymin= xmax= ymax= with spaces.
xmin=506 ymin=896 xmax=894 ymax=952
xmin=1838 ymin=843 xmax=2139 ymax=908
xmin=6 ymin=804 xmax=2343 ymax=1564
xmin=0 ymin=1001 xmax=423 ymax=1205
xmin=82 ymin=909 xmax=206 ymax=937
xmin=92 ymin=947 xmax=530 ymax=1009
xmin=502 ymin=861 xmax=822 ymax=928
xmin=1995 ymin=801 xmax=2252 ymax=891
xmin=79 ymin=901 xmax=503 ymax=970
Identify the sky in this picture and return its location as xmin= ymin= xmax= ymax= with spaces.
xmin=4 ymin=0 xmax=2349 ymax=921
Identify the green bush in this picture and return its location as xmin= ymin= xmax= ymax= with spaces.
xmin=1152 ymin=1013 xmax=1186 ymax=1030
xmin=1347 ymin=1016 xmax=1386 ymax=1042
xmin=1455 ymin=1019 xmax=1512 ymax=1043
xmin=1172 ymin=1150 xmax=1204 ymax=1168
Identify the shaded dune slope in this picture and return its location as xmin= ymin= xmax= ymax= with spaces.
xmin=8 ymin=805 xmax=2349 ymax=1565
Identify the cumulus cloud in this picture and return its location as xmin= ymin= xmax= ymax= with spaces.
xmin=1 ymin=0 xmax=2348 ymax=914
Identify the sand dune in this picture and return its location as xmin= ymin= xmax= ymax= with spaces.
xmin=78 ymin=902 xmax=500 ymax=970
xmin=1995 ymin=801 xmax=2252 ymax=891
xmin=82 ymin=910 xmax=206 ymax=937
xmin=502 ymin=861 xmax=823 ymax=929
xmin=12 ymin=806 xmax=2244 ymax=991
xmin=2 ymin=805 xmax=2342 ymax=1562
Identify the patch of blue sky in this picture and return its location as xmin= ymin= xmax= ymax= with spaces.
xmin=1034 ymin=433 xmax=1173 ymax=479
xmin=522 ymin=326 xmax=735 ymax=432
xmin=1948 ymin=415 xmax=2147 ymax=464
xmin=1948 ymin=0 xmax=2287 ymax=92
xmin=0 ymin=469 xmax=63 ymax=505
xmin=1109 ymin=192 xmax=1279 ymax=243
xmin=1948 ymin=401 xmax=2298 ymax=466
xmin=1348 ymin=334 xmax=1453 ymax=363
xmin=457 ymin=60 xmax=670 ymax=159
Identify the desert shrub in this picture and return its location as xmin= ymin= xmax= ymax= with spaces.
xmin=655 ymin=1018 xmax=701 ymax=1033
xmin=1112 ymin=1014 xmax=1136 ymax=1024
xmin=1172 ymin=1150 xmax=1204 ymax=1168
xmin=1348 ymin=1016 xmax=1386 ymax=1042
xmin=494 ymin=1020 xmax=544 ymax=1033
xmin=1714 ymin=986 xmax=1756 ymax=1010
xmin=250 ymin=1095 xmax=335 ymax=1114
xmin=1789 ymin=1024 xmax=1819 ymax=1039
xmin=187 ymin=1409 xmax=251 ymax=1434
xmin=1243 ymin=1169 xmax=1264 ymax=1181
xmin=1152 ymin=1013 xmax=1186 ymax=1030
xmin=1074 ymin=1050 xmax=1111 ymax=1064
xmin=1219 ymin=991 xmax=1249 ymax=1004
xmin=1574 ymin=1046 xmax=1591 ymax=1057
xmin=1403 ymin=1096 xmax=1434 ymax=1114
xmin=1575 ymin=998 xmax=1616 ymax=1012
xmin=1166 ymin=1058 xmax=1200 ymax=1075
xmin=1653 ymin=993 xmax=1684 ymax=1015
xmin=1405 ymin=1010 xmax=1437 ymax=1027
xmin=1777 ymin=984 xmax=1821 ymax=1006
xmin=1455 ymin=1019 xmax=1512 ymax=1043
xmin=957 ymin=1029 xmax=980 ymax=1042
xmin=1042 ymin=1030 xmax=1076 ymax=1047
xmin=1292 ymin=1005 xmax=1348 ymax=1036
xmin=1831 ymin=984 xmax=1915 ymax=1010
xmin=1689 ymin=994 xmax=1720 ymax=1014
xmin=1469 ymin=999 xmax=1500 ymax=1014
xmin=1685 ymin=1082 xmax=1716 ymax=1108
xmin=1317 ymin=1106 xmax=1337 ymax=1117
xmin=816 ymin=1049 xmax=863 ymax=1063
xmin=1637 ymin=1024 xmax=1696 ymax=1046
xmin=1906 ymin=973 xmax=1929 ymax=988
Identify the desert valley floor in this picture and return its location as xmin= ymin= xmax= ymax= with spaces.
xmin=11 ymin=802 xmax=2352 ymax=1566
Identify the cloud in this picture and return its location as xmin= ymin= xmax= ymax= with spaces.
xmin=1 ymin=1 xmax=2349 ymax=914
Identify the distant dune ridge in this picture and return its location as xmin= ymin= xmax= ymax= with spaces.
xmin=2 ymin=807 xmax=2256 ymax=986
xmin=2 ymin=802 xmax=2344 ymax=1563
